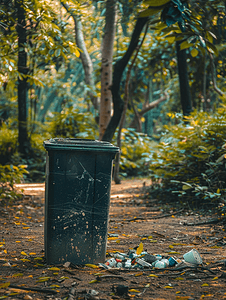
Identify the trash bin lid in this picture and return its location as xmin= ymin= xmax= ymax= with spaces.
xmin=44 ymin=138 xmax=119 ymax=153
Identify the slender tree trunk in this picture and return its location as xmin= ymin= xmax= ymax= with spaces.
xmin=176 ymin=41 xmax=193 ymax=118
xmin=102 ymin=17 xmax=149 ymax=142
xmin=114 ymin=24 xmax=148 ymax=184
xmin=99 ymin=0 xmax=116 ymax=140
xmin=16 ymin=0 xmax=30 ymax=155
xmin=61 ymin=2 xmax=98 ymax=110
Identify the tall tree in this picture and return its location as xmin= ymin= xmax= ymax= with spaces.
xmin=102 ymin=16 xmax=149 ymax=142
xmin=99 ymin=0 xmax=117 ymax=140
xmin=176 ymin=41 xmax=192 ymax=117
xmin=61 ymin=2 xmax=98 ymax=111
xmin=16 ymin=0 xmax=30 ymax=155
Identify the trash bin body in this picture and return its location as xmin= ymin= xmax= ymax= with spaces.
xmin=44 ymin=138 xmax=119 ymax=265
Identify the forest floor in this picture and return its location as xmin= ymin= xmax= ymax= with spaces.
xmin=0 ymin=178 xmax=226 ymax=300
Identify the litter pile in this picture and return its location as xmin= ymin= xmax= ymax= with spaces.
xmin=100 ymin=242 xmax=203 ymax=270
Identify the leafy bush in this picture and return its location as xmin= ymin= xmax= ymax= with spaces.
xmin=118 ymin=128 xmax=156 ymax=177
xmin=0 ymin=123 xmax=17 ymax=165
xmin=48 ymin=107 xmax=98 ymax=139
xmin=0 ymin=164 xmax=28 ymax=205
xmin=147 ymin=107 xmax=226 ymax=211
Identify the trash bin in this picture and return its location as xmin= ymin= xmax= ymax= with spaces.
xmin=43 ymin=138 xmax=119 ymax=265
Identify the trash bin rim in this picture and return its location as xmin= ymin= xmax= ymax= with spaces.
xmin=43 ymin=138 xmax=119 ymax=153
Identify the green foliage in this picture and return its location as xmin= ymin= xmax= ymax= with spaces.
xmin=0 ymin=123 xmax=18 ymax=164
xmin=118 ymin=128 xmax=156 ymax=177
xmin=48 ymin=107 xmax=98 ymax=139
xmin=0 ymin=164 xmax=28 ymax=205
xmin=148 ymin=104 xmax=226 ymax=210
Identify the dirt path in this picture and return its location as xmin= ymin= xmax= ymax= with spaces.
xmin=0 ymin=179 xmax=226 ymax=299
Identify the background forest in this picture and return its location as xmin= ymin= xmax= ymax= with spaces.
xmin=1 ymin=0 xmax=226 ymax=213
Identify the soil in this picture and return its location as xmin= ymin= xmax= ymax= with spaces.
xmin=0 ymin=178 xmax=226 ymax=300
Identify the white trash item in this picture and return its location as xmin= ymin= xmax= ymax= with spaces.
xmin=183 ymin=249 xmax=202 ymax=265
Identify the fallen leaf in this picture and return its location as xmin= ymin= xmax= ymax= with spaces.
xmin=135 ymin=272 xmax=143 ymax=277
xmin=129 ymin=289 xmax=140 ymax=293
xmin=0 ymin=282 xmax=10 ymax=289
xmin=21 ymin=251 xmax=28 ymax=256
xmin=201 ymin=283 xmax=209 ymax=287
xmin=20 ymin=259 xmax=30 ymax=262
xmin=85 ymin=264 xmax=99 ymax=269
xmin=164 ymin=286 xmax=173 ymax=289
xmin=36 ymin=277 xmax=51 ymax=282
xmin=148 ymin=274 xmax=158 ymax=277
xmin=89 ymin=279 xmax=98 ymax=284
xmin=136 ymin=242 xmax=143 ymax=255
xmin=48 ymin=267 xmax=60 ymax=271
xmin=12 ymin=273 xmax=23 ymax=277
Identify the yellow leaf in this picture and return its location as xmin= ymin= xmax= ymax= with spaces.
xmin=14 ymin=222 xmax=20 ymax=225
xmin=107 ymin=237 xmax=118 ymax=240
xmin=116 ymin=240 xmax=120 ymax=243
xmin=29 ymin=253 xmax=36 ymax=255
xmin=89 ymin=280 xmax=98 ymax=284
xmin=36 ymin=277 xmax=51 ymax=283
xmin=201 ymin=283 xmax=209 ymax=287
xmin=191 ymin=48 xmax=199 ymax=57
xmin=175 ymin=277 xmax=184 ymax=280
xmin=171 ymin=215 xmax=175 ymax=218
xmin=145 ymin=283 xmax=150 ymax=288
xmin=23 ymin=227 xmax=30 ymax=230
xmin=141 ymin=237 xmax=147 ymax=240
xmin=34 ymin=257 xmax=43 ymax=260
xmin=15 ymin=241 xmax=21 ymax=243
xmin=148 ymin=274 xmax=158 ymax=277
xmin=135 ymin=272 xmax=143 ymax=277
xmin=75 ymin=49 xmax=80 ymax=58
xmin=0 ymin=282 xmax=10 ymax=289
xmin=168 ymin=251 xmax=181 ymax=254
xmin=136 ymin=242 xmax=143 ymax=255
xmin=169 ymin=245 xmax=174 ymax=249
xmin=48 ymin=267 xmax=60 ymax=271
xmin=85 ymin=264 xmax=99 ymax=269
xmin=129 ymin=289 xmax=140 ymax=293
xmin=164 ymin=286 xmax=173 ymax=288
xmin=12 ymin=273 xmax=23 ymax=277
xmin=143 ymin=0 xmax=170 ymax=6
xmin=20 ymin=259 xmax=30 ymax=262
xmin=21 ymin=251 xmax=28 ymax=256
xmin=217 ymin=188 xmax=220 ymax=194
xmin=4 ymin=250 xmax=7 ymax=254
xmin=212 ymin=277 xmax=218 ymax=280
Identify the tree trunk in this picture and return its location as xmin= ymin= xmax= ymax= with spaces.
xmin=176 ymin=41 xmax=193 ymax=118
xmin=61 ymin=2 xmax=98 ymax=110
xmin=99 ymin=0 xmax=116 ymax=140
xmin=101 ymin=17 xmax=149 ymax=142
xmin=114 ymin=23 xmax=148 ymax=184
xmin=16 ymin=0 xmax=30 ymax=155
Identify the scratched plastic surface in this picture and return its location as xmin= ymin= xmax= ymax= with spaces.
xmin=44 ymin=138 xmax=119 ymax=265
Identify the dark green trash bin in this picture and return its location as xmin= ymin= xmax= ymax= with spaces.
xmin=43 ymin=138 xmax=119 ymax=265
